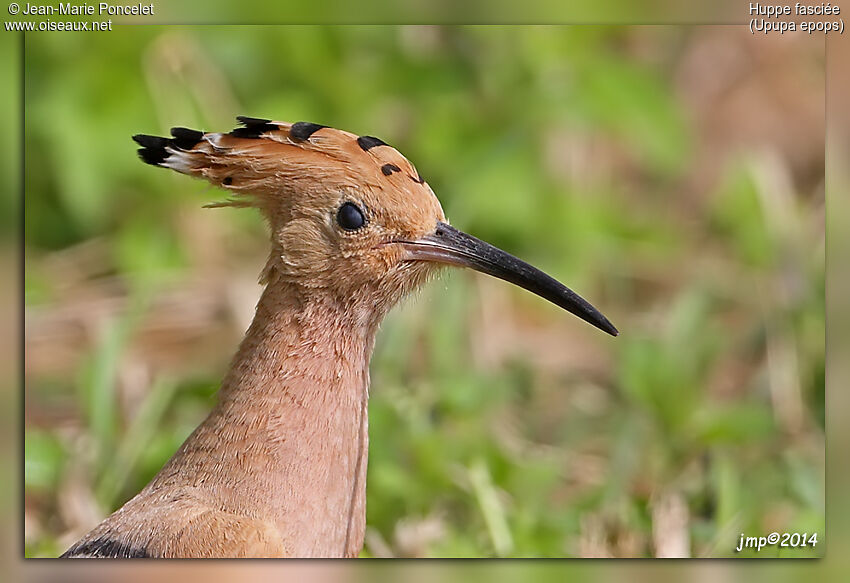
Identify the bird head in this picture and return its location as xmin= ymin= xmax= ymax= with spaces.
xmin=133 ymin=117 xmax=617 ymax=336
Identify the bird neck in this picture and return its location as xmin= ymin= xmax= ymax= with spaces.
xmin=164 ymin=276 xmax=380 ymax=557
xmin=220 ymin=277 xmax=380 ymax=404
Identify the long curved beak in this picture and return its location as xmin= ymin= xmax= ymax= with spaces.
xmin=400 ymin=222 xmax=618 ymax=336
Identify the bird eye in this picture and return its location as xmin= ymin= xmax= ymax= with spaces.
xmin=336 ymin=202 xmax=366 ymax=231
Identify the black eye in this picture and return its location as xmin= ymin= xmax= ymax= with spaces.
xmin=336 ymin=202 xmax=366 ymax=231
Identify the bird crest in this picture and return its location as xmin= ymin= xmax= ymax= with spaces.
xmin=133 ymin=116 xmax=432 ymax=216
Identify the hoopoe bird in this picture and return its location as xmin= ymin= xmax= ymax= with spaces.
xmin=61 ymin=117 xmax=617 ymax=558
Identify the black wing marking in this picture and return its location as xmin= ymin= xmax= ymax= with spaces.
xmin=60 ymin=537 xmax=151 ymax=559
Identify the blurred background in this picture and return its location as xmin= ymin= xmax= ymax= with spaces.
xmin=23 ymin=26 xmax=824 ymax=558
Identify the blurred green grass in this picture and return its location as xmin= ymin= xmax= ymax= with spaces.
xmin=23 ymin=26 xmax=824 ymax=557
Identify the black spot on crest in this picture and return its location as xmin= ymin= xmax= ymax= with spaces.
xmin=236 ymin=115 xmax=272 ymax=125
xmin=132 ymin=134 xmax=168 ymax=149
xmin=170 ymin=127 xmax=205 ymax=150
xmin=136 ymin=148 xmax=167 ymax=166
xmin=60 ymin=537 xmax=150 ymax=559
xmin=231 ymin=116 xmax=279 ymax=139
xmin=133 ymin=129 xmax=205 ymax=167
xmin=410 ymin=173 xmax=425 ymax=184
xmin=357 ymin=135 xmax=388 ymax=151
xmin=230 ymin=125 xmax=278 ymax=138
xmin=133 ymin=134 xmax=170 ymax=166
xmin=381 ymin=163 xmax=401 ymax=176
xmin=289 ymin=122 xmax=327 ymax=141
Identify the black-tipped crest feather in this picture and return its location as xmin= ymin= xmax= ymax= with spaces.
xmin=132 ymin=128 xmax=205 ymax=167
xmin=231 ymin=115 xmax=278 ymax=139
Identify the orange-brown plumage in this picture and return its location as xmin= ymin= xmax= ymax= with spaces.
xmin=62 ymin=117 xmax=616 ymax=558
